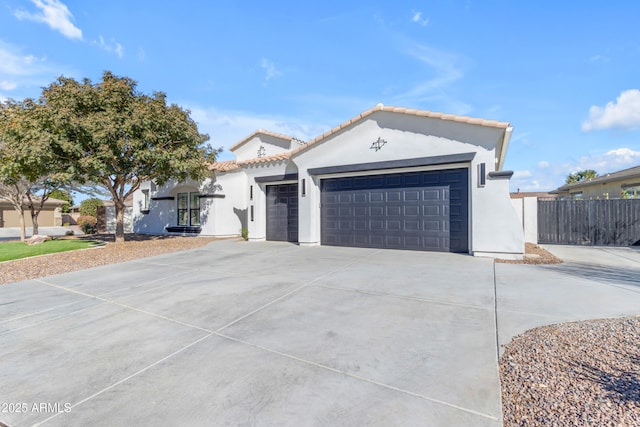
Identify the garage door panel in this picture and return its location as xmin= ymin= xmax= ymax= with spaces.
xmin=404 ymin=220 xmax=420 ymax=231
xmin=387 ymin=206 xmax=402 ymax=216
xmin=424 ymin=206 xmax=441 ymax=216
xmin=387 ymin=190 xmax=402 ymax=202
xmin=371 ymin=206 xmax=384 ymax=216
xmin=404 ymin=190 xmax=421 ymax=201
xmin=321 ymin=169 xmax=468 ymax=252
xmin=354 ymin=193 xmax=368 ymax=203
xmin=405 ymin=205 xmax=420 ymax=216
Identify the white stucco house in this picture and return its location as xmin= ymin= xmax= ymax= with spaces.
xmin=132 ymin=104 xmax=524 ymax=259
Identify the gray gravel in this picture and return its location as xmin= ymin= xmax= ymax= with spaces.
xmin=500 ymin=316 xmax=640 ymax=426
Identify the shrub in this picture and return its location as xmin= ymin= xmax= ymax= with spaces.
xmin=241 ymin=228 xmax=249 ymax=241
xmin=77 ymin=216 xmax=97 ymax=234
xmin=79 ymin=198 xmax=103 ymax=217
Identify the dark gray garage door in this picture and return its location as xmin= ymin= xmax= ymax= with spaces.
xmin=321 ymin=169 xmax=468 ymax=252
xmin=266 ymin=183 xmax=298 ymax=242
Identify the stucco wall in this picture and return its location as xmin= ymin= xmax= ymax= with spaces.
xmin=570 ymin=181 xmax=632 ymax=200
xmin=133 ymin=172 xmax=247 ymax=237
xmin=511 ymin=197 xmax=538 ymax=244
xmin=292 ymin=110 xmax=523 ymax=258
xmin=234 ymin=134 xmax=293 ymax=162
xmin=244 ymin=160 xmax=294 ymax=241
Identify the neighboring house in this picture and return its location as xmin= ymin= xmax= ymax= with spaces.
xmin=510 ymin=191 xmax=557 ymax=200
xmin=0 ymin=197 xmax=65 ymax=228
xmin=553 ymin=165 xmax=640 ymax=200
xmin=133 ymin=104 xmax=525 ymax=259
xmin=97 ymin=196 xmax=134 ymax=233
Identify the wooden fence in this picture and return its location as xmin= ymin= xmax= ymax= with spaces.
xmin=538 ymin=199 xmax=640 ymax=246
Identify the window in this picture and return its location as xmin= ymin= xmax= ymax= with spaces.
xmin=623 ymin=186 xmax=639 ymax=199
xmin=250 ymin=185 xmax=253 ymax=200
xmin=177 ymin=192 xmax=200 ymax=226
xmin=141 ymin=189 xmax=150 ymax=211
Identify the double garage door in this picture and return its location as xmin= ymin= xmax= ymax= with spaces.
xmin=321 ymin=168 xmax=468 ymax=252
xmin=265 ymin=168 xmax=468 ymax=252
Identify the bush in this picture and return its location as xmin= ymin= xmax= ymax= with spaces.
xmin=241 ymin=228 xmax=249 ymax=241
xmin=77 ymin=216 xmax=97 ymax=234
xmin=79 ymin=198 xmax=103 ymax=217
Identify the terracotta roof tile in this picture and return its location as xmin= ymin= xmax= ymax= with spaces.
xmin=208 ymin=160 xmax=240 ymax=172
xmin=238 ymin=152 xmax=292 ymax=166
xmin=290 ymin=104 xmax=510 ymax=157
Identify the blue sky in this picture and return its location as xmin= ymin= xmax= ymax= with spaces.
xmin=1 ymin=0 xmax=639 ymax=193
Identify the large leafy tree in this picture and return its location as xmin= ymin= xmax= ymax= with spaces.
xmin=41 ymin=71 xmax=216 ymax=242
xmin=0 ymin=99 xmax=70 ymax=239
xmin=566 ymin=169 xmax=598 ymax=184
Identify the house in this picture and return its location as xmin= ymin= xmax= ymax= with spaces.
xmin=132 ymin=104 xmax=525 ymax=259
xmin=96 ymin=195 xmax=134 ymax=233
xmin=0 ymin=197 xmax=65 ymax=228
xmin=553 ymin=165 xmax=640 ymax=200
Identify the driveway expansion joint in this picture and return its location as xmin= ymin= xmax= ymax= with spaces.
xmin=216 ymin=332 xmax=500 ymax=422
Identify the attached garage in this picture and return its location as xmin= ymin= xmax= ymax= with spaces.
xmin=265 ymin=183 xmax=298 ymax=242
xmin=320 ymin=169 xmax=468 ymax=252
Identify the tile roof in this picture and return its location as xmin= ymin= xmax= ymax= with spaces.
xmin=289 ymin=104 xmax=510 ymax=157
xmin=208 ymin=160 xmax=240 ymax=172
xmin=210 ymin=104 xmax=511 ymax=173
xmin=555 ymin=165 xmax=640 ymax=191
xmin=229 ymin=129 xmax=295 ymax=152
xmin=238 ymin=152 xmax=291 ymax=166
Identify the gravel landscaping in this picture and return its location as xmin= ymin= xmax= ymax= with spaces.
xmin=0 ymin=234 xmax=222 ymax=285
xmin=500 ymin=316 xmax=640 ymax=426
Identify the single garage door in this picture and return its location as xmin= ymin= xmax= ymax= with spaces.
xmin=266 ymin=183 xmax=298 ymax=242
xmin=321 ymin=169 xmax=468 ymax=252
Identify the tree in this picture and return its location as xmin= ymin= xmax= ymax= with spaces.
xmin=50 ymin=189 xmax=73 ymax=213
xmin=41 ymin=71 xmax=216 ymax=242
xmin=0 ymin=99 xmax=70 ymax=239
xmin=79 ymin=198 xmax=103 ymax=217
xmin=566 ymin=169 xmax=598 ymax=185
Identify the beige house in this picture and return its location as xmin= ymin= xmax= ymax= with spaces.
xmin=553 ymin=165 xmax=640 ymax=200
xmin=0 ymin=197 xmax=66 ymax=228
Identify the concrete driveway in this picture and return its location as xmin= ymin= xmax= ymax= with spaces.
xmin=1 ymin=241 xmax=639 ymax=427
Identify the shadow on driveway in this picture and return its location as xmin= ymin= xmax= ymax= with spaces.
xmin=543 ymin=262 xmax=640 ymax=287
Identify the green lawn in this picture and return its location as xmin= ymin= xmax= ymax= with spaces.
xmin=0 ymin=239 xmax=100 ymax=262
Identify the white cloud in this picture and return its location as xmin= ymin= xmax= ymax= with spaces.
xmin=589 ymin=54 xmax=609 ymax=63
xmin=0 ymin=80 xmax=17 ymax=91
xmin=582 ymin=89 xmax=640 ymax=131
xmin=513 ymin=170 xmax=532 ymax=179
xmin=510 ymin=147 xmax=640 ymax=192
xmin=15 ymin=0 xmax=82 ymax=40
xmin=187 ymin=105 xmax=329 ymax=159
xmin=260 ymin=58 xmax=282 ymax=81
xmin=391 ymin=40 xmax=470 ymax=114
xmin=411 ymin=11 xmax=429 ymax=26
xmin=138 ymin=48 xmax=146 ymax=62
xmin=93 ymin=36 xmax=124 ymax=59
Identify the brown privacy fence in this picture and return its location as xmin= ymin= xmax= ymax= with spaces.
xmin=538 ymin=199 xmax=640 ymax=246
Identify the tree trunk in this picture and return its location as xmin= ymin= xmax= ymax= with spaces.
xmin=31 ymin=210 xmax=39 ymax=236
xmin=19 ymin=209 xmax=26 ymax=242
xmin=115 ymin=202 xmax=125 ymax=243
